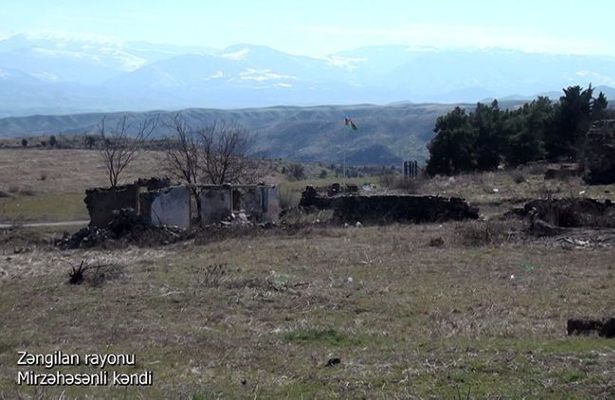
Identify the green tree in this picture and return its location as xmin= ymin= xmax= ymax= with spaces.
xmin=426 ymin=107 xmax=477 ymax=175
xmin=471 ymin=100 xmax=503 ymax=170
xmin=546 ymin=85 xmax=593 ymax=160
xmin=592 ymin=91 xmax=609 ymax=121
xmin=504 ymin=97 xmax=553 ymax=166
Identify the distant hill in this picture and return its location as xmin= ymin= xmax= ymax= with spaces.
xmin=0 ymin=103 xmax=475 ymax=165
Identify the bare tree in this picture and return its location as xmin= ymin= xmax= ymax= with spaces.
xmin=163 ymin=117 xmax=260 ymax=223
xmin=98 ymin=115 xmax=158 ymax=188
xmin=164 ymin=114 xmax=203 ymax=219
xmin=198 ymin=121 xmax=256 ymax=185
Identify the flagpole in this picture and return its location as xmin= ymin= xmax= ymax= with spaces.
xmin=343 ymin=130 xmax=346 ymax=186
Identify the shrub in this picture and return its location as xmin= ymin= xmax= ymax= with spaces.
xmin=286 ymin=163 xmax=305 ymax=181
xmin=454 ymin=219 xmax=523 ymax=246
xmin=510 ymin=170 xmax=526 ymax=184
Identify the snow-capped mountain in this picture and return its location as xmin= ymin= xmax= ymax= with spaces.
xmin=1 ymin=33 xmax=615 ymax=116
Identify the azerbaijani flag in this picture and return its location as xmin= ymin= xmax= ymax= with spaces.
xmin=344 ymin=116 xmax=358 ymax=131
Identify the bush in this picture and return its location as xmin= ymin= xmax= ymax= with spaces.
xmin=454 ymin=219 xmax=523 ymax=246
xmin=510 ymin=170 xmax=526 ymax=184
xmin=287 ymin=163 xmax=305 ymax=181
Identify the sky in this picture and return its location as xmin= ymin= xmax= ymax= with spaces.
xmin=1 ymin=0 xmax=614 ymax=57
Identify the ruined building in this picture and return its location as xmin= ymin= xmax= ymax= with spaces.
xmin=85 ymin=179 xmax=280 ymax=229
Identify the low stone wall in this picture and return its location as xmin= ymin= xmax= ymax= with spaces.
xmin=299 ymin=186 xmax=479 ymax=224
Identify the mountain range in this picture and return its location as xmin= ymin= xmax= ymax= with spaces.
xmin=1 ymin=33 xmax=615 ymax=117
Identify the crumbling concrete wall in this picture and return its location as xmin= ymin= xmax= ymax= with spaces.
xmin=85 ymin=184 xmax=144 ymax=228
xmin=140 ymin=186 xmax=191 ymax=229
xmin=262 ymin=186 xmax=281 ymax=223
xmin=584 ymin=120 xmax=615 ymax=185
xmin=299 ymin=186 xmax=478 ymax=224
xmin=200 ymin=186 xmax=233 ymax=224
xmin=200 ymin=184 xmax=281 ymax=225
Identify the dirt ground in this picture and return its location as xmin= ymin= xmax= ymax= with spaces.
xmin=1 ymin=149 xmax=615 ymax=399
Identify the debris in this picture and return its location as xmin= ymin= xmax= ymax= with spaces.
xmin=514 ymin=198 xmax=615 ymax=229
xmin=69 ymin=261 xmax=85 ymax=285
xmin=355 ymin=221 xmax=362 ymax=228
xmin=326 ymin=358 xmax=341 ymax=367
xmin=567 ymin=318 xmax=615 ymax=338
xmin=58 ymin=210 xmax=189 ymax=249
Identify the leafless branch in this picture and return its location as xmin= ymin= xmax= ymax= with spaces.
xmin=98 ymin=115 xmax=158 ymax=187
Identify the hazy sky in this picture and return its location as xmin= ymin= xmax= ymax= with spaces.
xmin=1 ymin=0 xmax=614 ymax=57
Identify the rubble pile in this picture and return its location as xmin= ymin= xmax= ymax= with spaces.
xmin=58 ymin=208 xmax=189 ymax=249
xmin=515 ymin=198 xmax=615 ymax=228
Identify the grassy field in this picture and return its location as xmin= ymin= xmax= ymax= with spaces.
xmin=1 ymin=224 xmax=614 ymax=398
xmin=1 ymin=148 xmax=615 ymax=398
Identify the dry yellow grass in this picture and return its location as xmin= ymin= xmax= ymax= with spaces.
xmin=1 ymin=223 xmax=615 ymax=399
xmin=0 ymin=148 xmax=164 ymax=222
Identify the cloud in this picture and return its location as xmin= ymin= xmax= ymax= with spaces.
xmin=297 ymin=23 xmax=613 ymax=56
xmin=575 ymin=71 xmax=615 ymax=86
xmin=204 ymin=71 xmax=224 ymax=80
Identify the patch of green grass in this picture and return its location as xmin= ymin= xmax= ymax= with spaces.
xmin=0 ymin=192 xmax=86 ymax=222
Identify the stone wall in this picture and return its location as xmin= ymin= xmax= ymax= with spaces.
xmin=299 ymin=186 xmax=478 ymax=224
